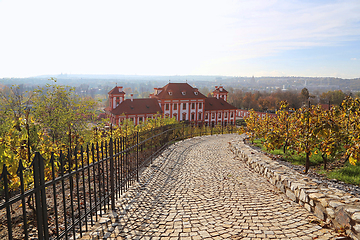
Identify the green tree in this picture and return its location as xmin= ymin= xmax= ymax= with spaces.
xmin=320 ymin=90 xmax=346 ymax=105
xmin=32 ymin=78 xmax=96 ymax=149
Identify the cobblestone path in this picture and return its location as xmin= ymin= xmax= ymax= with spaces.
xmin=83 ymin=134 xmax=338 ymax=240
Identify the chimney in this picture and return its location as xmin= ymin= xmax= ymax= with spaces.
xmin=215 ymin=86 xmax=218 ymax=89
xmin=119 ymin=86 xmax=123 ymax=92
xmin=131 ymin=93 xmax=133 ymax=102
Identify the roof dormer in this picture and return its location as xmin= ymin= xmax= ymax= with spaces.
xmin=212 ymin=85 xmax=228 ymax=101
xmin=154 ymin=88 xmax=163 ymax=95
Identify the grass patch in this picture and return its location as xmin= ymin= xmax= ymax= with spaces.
xmin=252 ymin=138 xmax=323 ymax=166
xmin=318 ymin=162 xmax=360 ymax=185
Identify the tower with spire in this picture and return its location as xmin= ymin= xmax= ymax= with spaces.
xmin=108 ymin=86 xmax=126 ymax=109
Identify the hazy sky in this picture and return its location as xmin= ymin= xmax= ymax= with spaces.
xmin=1 ymin=0 xmax=360 ymax=78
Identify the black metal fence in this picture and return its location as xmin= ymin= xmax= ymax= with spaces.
xmin=0 ymin=123 xmax=236 ymax=240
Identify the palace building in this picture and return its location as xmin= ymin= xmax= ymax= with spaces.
xmin=105 ymin=83 xmax=237 ymax=126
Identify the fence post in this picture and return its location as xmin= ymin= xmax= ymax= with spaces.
xmin=136 ymin=132 xmax=139 ymax=182
xmin=182 ymin=123 xmax=185 ymax=140
xmin=33 ymin=152 xmax=49 ymax=240
xmin=1 ymin=165 xmax=13 ymax=240
xmin=165 ymin=128 xmax=168 ymax=145
xmin=151 ymin=128 xmax=153 ymax=164
xmin=109 ymin=138 xmax=115 ymax=210
xmin=17 ymin=160 xmax=29 ymax=240
xmin=189 ymin=123 xmax=192 ymax=138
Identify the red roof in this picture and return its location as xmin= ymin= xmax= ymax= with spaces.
xmin=110 ymin=98 xmax=162 ymax=115
xmin=108 ymin=86 xmax=125 ymax=95
xmin=213 ymin=86 xmax=228 ymax=94
xmin=205 ymin=98 xmax=237 ymax=111
xmin=152 ymin=83 xmax=206 ymax=100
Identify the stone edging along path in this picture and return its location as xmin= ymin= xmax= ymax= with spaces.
xmin=229 ymin=137 xmax=360 ymax=240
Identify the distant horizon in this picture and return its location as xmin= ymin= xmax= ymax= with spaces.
xmin=1 ymin=73 xmax=360 ymax=80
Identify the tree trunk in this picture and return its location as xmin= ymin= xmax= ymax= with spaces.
xmin=322 ymin=154 xmax=327 ymax=170
xmin=283 ymin=142 xmax=287 ymax=154
xmin=305 ymin=152 xmax=310 ymax=173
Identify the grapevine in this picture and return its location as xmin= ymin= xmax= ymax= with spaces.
xmin=243 ymin=97 xmax=360 ymax=173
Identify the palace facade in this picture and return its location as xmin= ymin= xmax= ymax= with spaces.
xmin=105 ymin=83 xmax=237 ymax=126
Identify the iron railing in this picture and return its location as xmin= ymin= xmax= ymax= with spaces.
xmin=0 ymin=123 xmax=237 ymax=240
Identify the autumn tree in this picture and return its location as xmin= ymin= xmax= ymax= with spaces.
xmin=243 ymin=96 xmax=360 ymax=171
xmin=338 ymin=97 xmax=360 ymax=165
xmin=243 ymin=92 xmax=258 ymax=110
xmin=312 ymin=105 xmax=342 ymax=169
xmin=244 ymin=110 xmax=260 ymax=143
xmin=228 ymin=89 xmax=244 ymax=108
xmin=264 ymin=101 xmax=294 ymax=154
xmin=229 ymin=88 xmax=307 ymax=111
xmin=289 ymin=103 xmax=320 ymax=173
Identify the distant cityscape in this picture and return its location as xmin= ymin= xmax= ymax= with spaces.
xmin=1 ymin=74 xmax=360 ymax=96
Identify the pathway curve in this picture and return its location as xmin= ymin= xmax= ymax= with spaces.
xmin=82 ymin=134 xmax=338 ymax=240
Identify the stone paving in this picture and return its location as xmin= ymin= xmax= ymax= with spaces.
xmin=81 ymin=134 xmax=339 ymax=240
